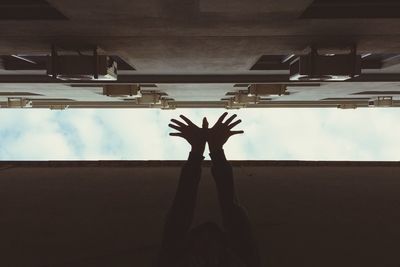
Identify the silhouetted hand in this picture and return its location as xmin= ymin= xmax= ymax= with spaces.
xmin=207 ymin=112 xmax=244 ymax=152
xmin=169 ymin=115 xmax=209 ymax=155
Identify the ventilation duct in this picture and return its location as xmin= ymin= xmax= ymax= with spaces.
xmin=290 ymin=46 xmax=361 ymax=81
xmin=135 ymin=92 xmax=164 ymax=105
xmin=103 ymin=84 xmax=140 ymax=97
xmin=223 ymin=91 xmax=260 ymax=108
xmin=47 ymin=55 xmax=117 ymax=81
xmin=47 ymin=46 xmax=118 ymax=81
xmin=338 ymin=103 xmax=358 ymax=110
xmin=369 ymin=96 xmax=393 ymax=107
xmin=49 ymin=104 xmax=69 ymax=110
xmin=7 ymin=97 xmax=32 ymax=108
xmin=160 ymin=99 xmax=176 ymax=110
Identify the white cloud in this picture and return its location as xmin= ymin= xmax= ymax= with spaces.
xmin=0 ymin=108 xmax=399 ymax=161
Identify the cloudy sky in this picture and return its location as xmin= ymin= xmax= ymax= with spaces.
xmin=0 ymin=108 xmax=399 ymax=161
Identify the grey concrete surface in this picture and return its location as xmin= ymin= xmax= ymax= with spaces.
xmin=1 ymin=161 xmax=399 ymax=266
xmin=1 ymin=1 xmax=400 ymax=73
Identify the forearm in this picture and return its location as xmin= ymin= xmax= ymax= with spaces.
xmin=168 ymin=152 xmax=203 ymax=227
xmin=210 ymin=148 xmax=238 ymax=212
xmin=210 ymin=148 xmax=260 ymax=266
xmin=162 ymin=152 xmax=203 ymax=243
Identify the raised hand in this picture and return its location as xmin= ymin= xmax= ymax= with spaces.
xmin=169 ymin=115 xmax=209 ymax=154
xmin=207 ymin=112 xmax=244 ymax=152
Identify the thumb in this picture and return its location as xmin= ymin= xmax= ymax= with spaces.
xmin=202 ymin=117 xmax=209 ymax=129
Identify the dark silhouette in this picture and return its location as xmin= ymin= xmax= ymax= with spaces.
xmin=156 ymin=112 xmax=260 ymax=267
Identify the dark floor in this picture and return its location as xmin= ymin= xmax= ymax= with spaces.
xmin=1 ymin=161 xmax=400 ymax=266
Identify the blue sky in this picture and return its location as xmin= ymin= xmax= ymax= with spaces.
xmin=0 ymin=108 xmax=399 ymax=161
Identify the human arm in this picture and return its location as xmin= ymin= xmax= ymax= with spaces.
xmin=157 ymin=115 xmax=207 ymax=266
xmin=208 ymin=113 xmax=260 ymax=267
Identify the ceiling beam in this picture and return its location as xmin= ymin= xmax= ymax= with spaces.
xmin=0 ymin=74 xmax=399 ymax=84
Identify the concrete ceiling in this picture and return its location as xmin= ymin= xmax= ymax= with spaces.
xmin=1 ymin=0 xmax=400 ymax=74
xmin=1 ymin=161 xmax=400 ymax=266
xmin=1 ymin=1 xmax=400 ymax=108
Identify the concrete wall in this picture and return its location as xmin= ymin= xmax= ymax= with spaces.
xmin=0 ymin=161 xmax=399 ymax=266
